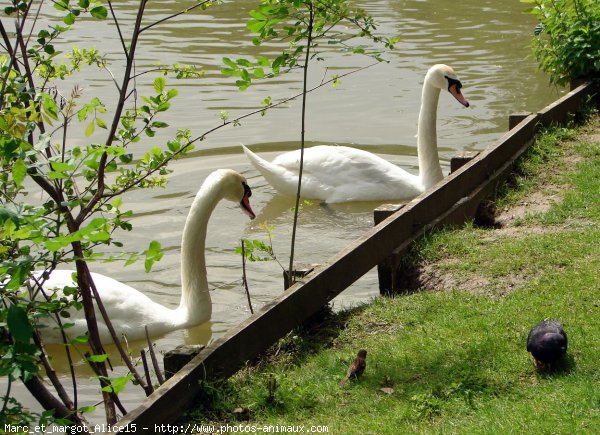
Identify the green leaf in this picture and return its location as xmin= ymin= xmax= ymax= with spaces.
xmin=154 ymin=76 xmax=166 ymax=93
xmin=12 ymin=159 xmax=27 ymax=188
xmin=236 ymin=58 xmax=252 ymax=67
xmin=247 ymin=20 xmax=265 ymax=33
xmin=151 ymin=121 xmax=169 ymax=129
xmin=85 ymin=121 xmax=95 ymax=137
xmin=223 ymin=57 xmax=238 ymax=69
xmin=257 ymin=56 xmax=271 ymax=67
xmin=78 ymin=0 xmax=90 ymax=8
xmin=119 ymin=153 xmax=133 ymax=164
xmin=90 ymin=5 xmax=108 ymax=19
xmin=101 ymin=374 xmax=133 ymax=394
xmin=70 ymin=335 xmax=89 ymax=345
xmin=144 ymin=240 xmax=163 ymax=272
xmin=166 ymin=88 xmax=178 ymax=99
xmin=87 ymin=353 xmax=109 ymax=363
xmin=42 ymin=95 xmax=59 ymax=121
xmin=50 ymin=161 xmax=76 ymax=172
xmin=64 ymin=12 xmax=76 ymax=25
xmin=96 ymin=117 xmax=107 ymax=129
xmin=7 ymin=305 xmax=33 ymax=343
xmin=54 ymin=1 xmax=69 ymax=11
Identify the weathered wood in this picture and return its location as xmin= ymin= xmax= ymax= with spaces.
xmin=373 ymin=204 xmax=404 ymax=294
xmin=450 ymin=151 xmax=479 ymax=173
xmin=114 ymin=81 xmax=596 ymax=434
xmin=538 ymin=82 xmax=592 ymax=126
xmin=509 ymin=112 xmax=532 ymax=130
xmin=283 ymin=264 xmax=318 ymax=290
xmin=163 ymin=345 xmax=205 ymax=380
xmin=373 ymin=203 xmax=403 ymax=225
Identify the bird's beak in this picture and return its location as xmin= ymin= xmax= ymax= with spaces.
xmin=240 ymin=184 xmax=256 ymax=219
xmin=449 ymin=84 xmax=470 ymax=107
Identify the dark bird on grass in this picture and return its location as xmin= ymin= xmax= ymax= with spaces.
xmin=527 ymin=319 xmax=567 ymax=369
xmin=340 ymin=349 xmax=367 ymax=387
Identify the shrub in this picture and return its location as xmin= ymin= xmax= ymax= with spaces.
xmin=525 ymin=0 xmax=600 ymax=85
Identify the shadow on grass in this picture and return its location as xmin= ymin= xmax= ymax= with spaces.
xmin=536 ymin=353 xmax=576 ymax=378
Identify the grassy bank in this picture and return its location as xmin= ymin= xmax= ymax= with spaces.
xmin=181 ymin=114 xmax=600 ymax=434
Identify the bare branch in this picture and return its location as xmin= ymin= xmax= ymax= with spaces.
xmin=139 ymin=0 xmax=214 ymax=34
xmin=107 ymin=0 xmax=129 ymax=58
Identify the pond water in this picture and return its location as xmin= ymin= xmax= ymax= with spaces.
xmin=10 ymin=0 xmax=564 ymax=422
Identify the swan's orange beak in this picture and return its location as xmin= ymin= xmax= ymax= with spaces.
xmin=240 ymin=183 xmax=256 ymax=219
xmin=449 ymin=84 xmax=469 ymax=107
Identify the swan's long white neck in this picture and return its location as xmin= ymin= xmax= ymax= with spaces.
xmin=178 ymin=176 xmax=223 ymax=323
xmin=417 ymin=76 xmax=444 ymax=189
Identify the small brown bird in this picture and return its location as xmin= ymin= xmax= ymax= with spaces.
xmin=340 ymin=349 xmax=367 ymax=387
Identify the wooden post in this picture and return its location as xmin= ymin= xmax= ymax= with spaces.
xmin=374 ymin=204 xmax=404 ymax=295
xmin=283 ymin=264 xmax=317 ymax=290
xmin=163 ymin=345 xmax=205 ymax=379
xmin=450 ymin=151 xmax=479 ymax=173
xmin=509 ymin=112 xmax=532 ymax=130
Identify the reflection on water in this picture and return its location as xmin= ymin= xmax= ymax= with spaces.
xmin=11 ymin=0 xmax=564 ymax=422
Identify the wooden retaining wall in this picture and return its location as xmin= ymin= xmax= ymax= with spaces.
xmin=115 ymin=81 xmax=596 ymax=433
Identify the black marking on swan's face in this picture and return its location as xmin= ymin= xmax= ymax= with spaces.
xmin=445 ymin=75 xmax=463 ymax=92
xmin=240 ymin=181 xmax=256 ymax=219
xmin=444 ymin=74 xmax=469 ymax=107
xmin=242 ymin=181 xmax=252 ymax=198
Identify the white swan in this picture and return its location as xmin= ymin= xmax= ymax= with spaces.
xmin=243 ymin=64 xmax=470 ymax=203
xmin=36 ymin=169 xmax=256 ymax=344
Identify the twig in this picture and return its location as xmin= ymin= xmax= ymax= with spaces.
xmin=32 ymin=331 xmax=75 ymax=412
xmin=240 ymin=240 xmax=254 ymax=314
xmin=140 ymin=350 xmax=154 ymax=396
xmin=288 ymin=3 xmax=315 ymax=287
xmin=85 ymin=269 xmax=152 ymax=396
xmin=28 ymin=273 xmax=80 ymax=409
xmin=84 ymin=352 xmax=128 ymax=416
xmin=23 ymin=376 xmax=90 ymax=429
xmin=139 ymin=0 xmax=214 ymax=34
xmin=1 ymin=378 xmax=11 ymax=417
xmin=145 ymin=326 xmax=165 ymax=385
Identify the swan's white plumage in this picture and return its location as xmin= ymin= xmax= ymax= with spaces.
xmin=36 ymin=169 xmax=255 ymax=344
xmin=243 ymin=145 xmax=422 ymax=203
xmin=243 ymin=64 xmax=469 ymax=203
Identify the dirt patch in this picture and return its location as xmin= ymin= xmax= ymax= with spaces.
xmin=494 ymin=190 xmax=562 ymax=227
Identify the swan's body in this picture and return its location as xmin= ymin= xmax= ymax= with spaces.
xmin=243 ymin=64 xmax=469 ymax=203
xmin=36 ymin=169 xmax=255 ymax=344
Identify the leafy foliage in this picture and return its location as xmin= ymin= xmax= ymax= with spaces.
xmin=524 ymin=0 xmax=600 ymax=85
xmin=0 ymin=0 xmax=216 ymax=426
xmin=222 ymin=0 xmax=398 ymax=91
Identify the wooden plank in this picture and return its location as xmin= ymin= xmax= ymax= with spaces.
xmin=509 ymin=112 xmax=532 ymax=130
xmin=450 ymin=151 xmax=479 ymax=173
xmin=538 ymin=82 xmax=593 ymax=126
xmin=115 ymin=81 xmax=596 ymax=433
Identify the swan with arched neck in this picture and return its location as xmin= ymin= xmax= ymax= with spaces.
xmin=35 ymin=169 xmax=255 ymax=344
xmin=243 ymin=64 xmax=469 ymax=203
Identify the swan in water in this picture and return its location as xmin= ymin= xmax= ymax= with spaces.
xmin=36 ymin=169 xmax=256 ymax=344
xmin=243 ymin=64 xmax=470 ymax=203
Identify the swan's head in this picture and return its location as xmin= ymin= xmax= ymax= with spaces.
xmin=426 ymin=64 xmax=470 ymax=108
xmin=214 ymin=169 xmax=256 ymax=219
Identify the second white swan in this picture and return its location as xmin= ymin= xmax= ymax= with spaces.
xmin=243 ymin=64 xmax=470 ymax=203
xmin=36 ymin=169 xmax=256 ymax=344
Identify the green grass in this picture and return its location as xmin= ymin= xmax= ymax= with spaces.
xmin=180 ymin=115 xmax=600 ymax=434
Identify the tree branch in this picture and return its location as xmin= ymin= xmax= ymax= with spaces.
xmin=138 ymin=0 xmax=214 ymax=34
